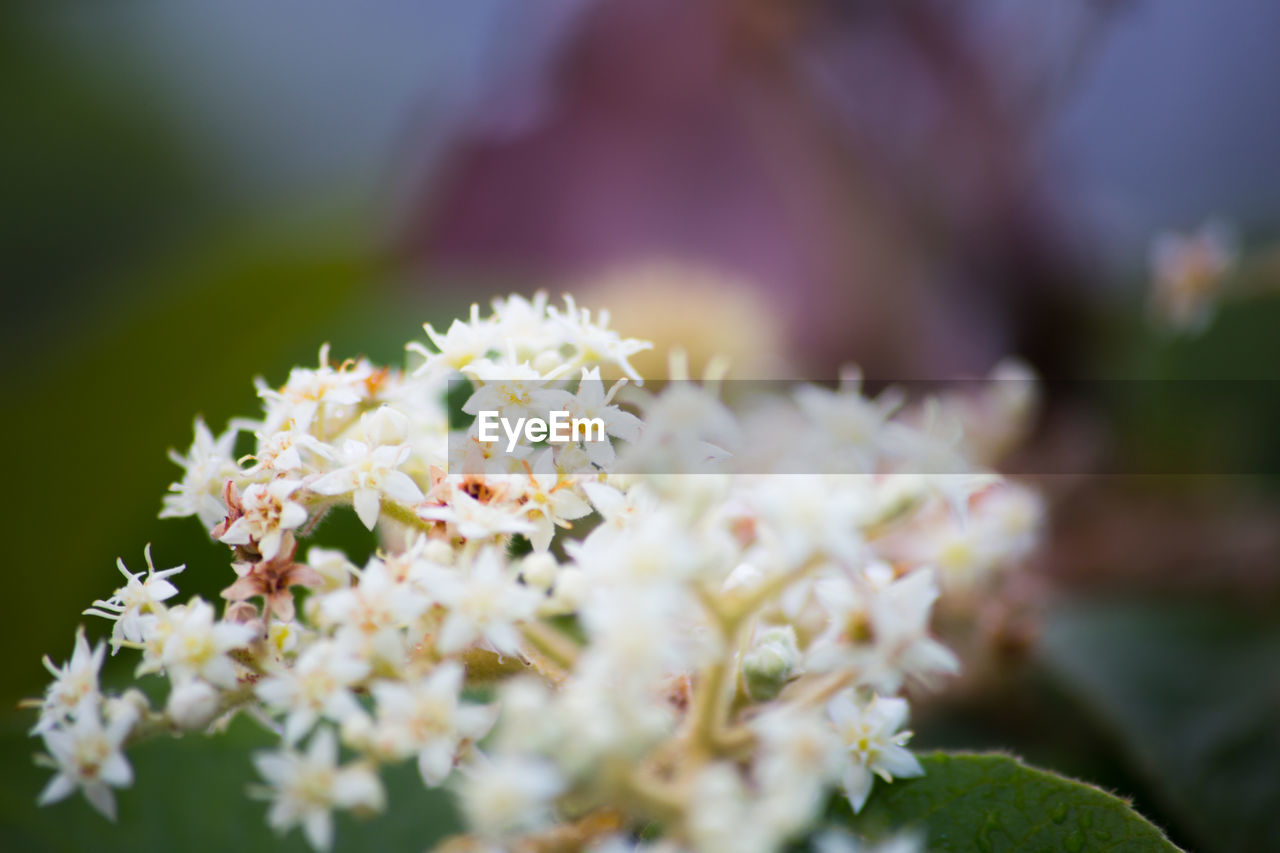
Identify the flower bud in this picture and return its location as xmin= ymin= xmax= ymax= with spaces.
xmin=423 ymin=538 xmax=454 ymax=565
xmin=361 ymin=405 xmax=410 ymax=446
xmin=741 ymin=625 xmax=801 ymax=701
xmin=520 ymin=553 xmax=558 ymax=591
xmin=341 ymin=710 xmax=375 ymax=753
xmin=722 ymin=562 xmax=763 ymax=593
xmin=540 ymin=568 xmax=586 ymax=616
xmin=167 ymin=679 xmax=220 ymax=731
xmin=307 ymin=546 xmax=356 ymax=590
xmin=105 ymin=688 xmax=150 ymax=732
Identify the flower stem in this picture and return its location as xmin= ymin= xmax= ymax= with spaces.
xmin=379 ymin=500 xmax=437 ymax=535
xmin=520 ymin=621 xmax=581 ymax=673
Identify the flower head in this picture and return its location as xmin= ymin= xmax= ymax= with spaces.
xmin=33 ymin=626 xmax=105 ymax=734
xmin=161 ymin=418 xmax=240 ymax=529
xmin=828 ymin=691 xmax=923 ymax=813
xmin=456 ymin=754 xmax=564 ymax=839
xmin=157 ymin=599 xmax=256 ymax=689
xmin=368 ymin=662 xmax=496 ymax=786
xmin=252 ymin=728 xmax=385 ymax=851
xmin=216 ymin=479 xmax=308 ymax=560
xmin=310 ymin=440 xmax=424 ymax=530
xmin=37 ymin=703 xmax=135 ymax=821
xmin=83 ymin=545 xmax=184 ymax=653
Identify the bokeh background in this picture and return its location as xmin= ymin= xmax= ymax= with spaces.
xmin=4 ymin=1 xmax=1280 ymax=851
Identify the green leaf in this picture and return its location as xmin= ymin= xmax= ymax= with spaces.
xmin=840 ymin=751 xmax=1182 ymax=853
xmin=1039 ymin=600 xmax=1280 ymax=853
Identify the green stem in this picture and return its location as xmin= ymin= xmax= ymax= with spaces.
xmin=379 ymin=500 xmax=437 ymax=535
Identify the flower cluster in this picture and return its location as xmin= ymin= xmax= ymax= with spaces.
xmin=28 ymin=294 xmax=1041 ymax=852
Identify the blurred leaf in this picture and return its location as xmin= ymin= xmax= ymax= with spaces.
xmin=0 ymin=715 xmax=460 ymax=853
xmin=1097 ymin=292 xmax=1280 ymax=486
xmin=841 ymin=751 xmax=1181 ymax=852
xmin=1039 ymin=601 xmax=1280 ymax=853
xmin=0 ymin=7 xmax=213 ymax=350
xmin=2 ymin=220 xmax=389 ymax=707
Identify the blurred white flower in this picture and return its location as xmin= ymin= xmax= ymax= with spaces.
xmin=256 ymin=640 xmax=370 ymax=744
xmin=32 ymin=626 xmax=105 ymax=734
xmin=456 ymin=754 xmax=564 ymax=839
xmin=158 ymin=599 xmax=255 ymax=689
xmin=369 ymin=662 xmax=495 ymax=786
xmin=252 ymin=727 xmax=385 ymax=851
xmin=37 ymin=703 xmax=134 ymax=821
xmin=160 ymin=417 xmax=240 ymax=529
xmin=433 ymin=548 xmax=541 ymax=656
xmin=1150 ymin=219 xmax=1237 ymax=334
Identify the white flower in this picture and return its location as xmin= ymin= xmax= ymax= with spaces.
xmin=904 ymin=486 xmax=1042 ymax=591
xmin=408 ymin=304 xmax=496 ymax=376
xmin=489 ymin=292 xmax=558 ymax=357
xmin=309 ymin=440 xmax=425 ymax=530
xmin=569 ymin=505 xmax=715 ymax=589
xmin=256 ymin=640 xmax=370 ymax=744
xmin=518 ymin=551 xmax=559 ymax=591
xmin=567 ymin=367 xmax=643 ymax=467
xmin=618 ymin=381 xmax=736 ymax=474
xmin=541 ymin=566 xmax=588 ymax=616
xmin=160 ymin=418 xmax=240 ymax=529
xmin=305 ymin=546 xmax=358 ymax=591
xmin=83 ymin=545 xmax=184 ymax=653
xmin=859 ymin=567 xmax=959 ymax=692
xmin=256 ymin=344 xmax=372 ymax=434
xmin=519 ymin=451 xmax=593 ymax=551
xmin=317 ymin=559 xmax=431 ymax=640
xmin=744 ymin=476 xmax=873 ymax=569
xmin=218 ymin=479 xmax=308 ymax=560
xmin=369 ymin=662 xmax=495 ymax=786
xmin=548 ymin=294 xmax=652 ymax=383
xmin=418 ymin=488 xmax=535 ymax=542
xmin=456 ymin=754 xmax=564 ymax=839
xmin=751 ymin=706 xmax=844 ymax=836
xmin=243 ymin=425 xmax=332 ymax=476
xmin=577 ymin=583 xmax=693 ymax=683
xmin=461 ymin=361 xmax=574 ymax=423
xmin=356 ymin=405 xmax=411 ymax=446
xmin=433 ymin=548 xmax=541 ymax=656
xmin=159 ymin=599 xmax=256 ymax=688
xmin=252 ymin=727 xmax=385 ymax=851
xmin=793 ymin=370 xmax=902 ymax=473
xmin=828 ymin=691 xmax=923 ymax=813
xmin=1149 ymin=219 xmax=1236 ymax=333
xmin=33 ymin=626 xmax=105 ymax=734
xmin=809 ymin=565 xmax=959 ymax=693
xmin=581 ymin=480 xmax=657 ymax=532
xmin=37 ymin=703 xmax=135 ymax=821
xmin=685 ymin=763 xmax=777 ymax=853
